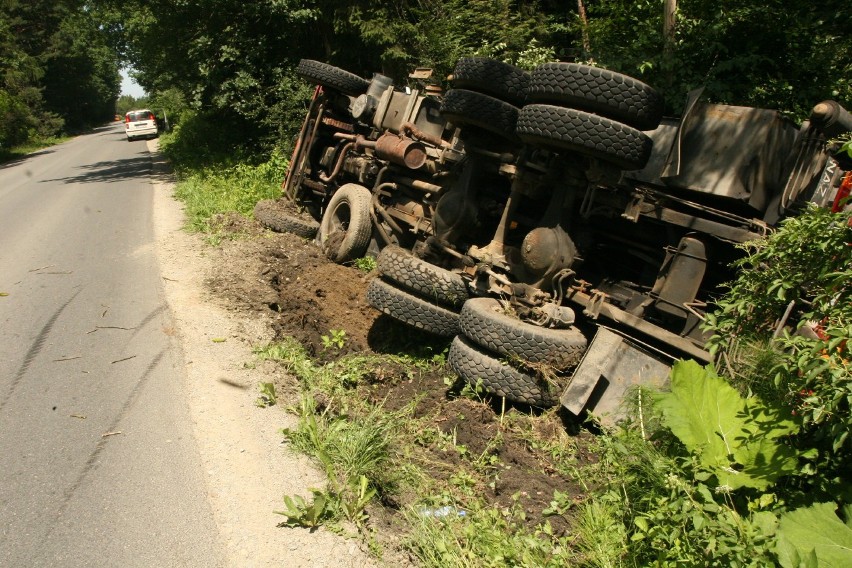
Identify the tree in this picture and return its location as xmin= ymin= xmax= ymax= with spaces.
xmin=0 ymin=0 xmax=121 ymax=146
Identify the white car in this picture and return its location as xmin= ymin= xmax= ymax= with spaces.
xmin=124 ymin=109 xmax=158 ymax=141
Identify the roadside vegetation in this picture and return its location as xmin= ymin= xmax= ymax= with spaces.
xmin=1 ymin=1 xmax=120 ymax=159
xmin=245 ymin=206 xmax=850 ymax=566
xmin=167 ymin=136 xmax=850 ymax=564
xmin=72 ymin=0 xmax=850 ymax=564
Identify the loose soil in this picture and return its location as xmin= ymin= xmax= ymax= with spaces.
xmin=153 ymin=143 xmax=594 ymax=566
xmin=203 ymin=211 xmax=594 ymax=534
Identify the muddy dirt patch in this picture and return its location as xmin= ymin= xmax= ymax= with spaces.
xmin=204 ymin=216 xmax=590 ymax=537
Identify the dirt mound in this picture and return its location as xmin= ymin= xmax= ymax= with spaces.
xmin=206 ymin=213 xmax=375 ymax=358
xmin=205 ymin=214 xmax=587 ymax=534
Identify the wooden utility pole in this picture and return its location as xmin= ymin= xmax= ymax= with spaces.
xmin=664 ymin=0 xmax=677 ymax=52
xmin=663 ymin=0 xmax=677 ymax=89
xmin=577 ymin=0 xmax=591 ymax=60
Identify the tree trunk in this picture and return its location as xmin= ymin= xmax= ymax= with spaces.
xmin=577 ymin=0 xmax=591 ymax=60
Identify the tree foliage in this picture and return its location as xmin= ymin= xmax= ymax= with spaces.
xmin=88 ymin=0 xmax=849 ymax=159
xmin=4 ymin=0 xmax=849 ymax=153
xmin=0 ymin=0 xmax=120 ymax=148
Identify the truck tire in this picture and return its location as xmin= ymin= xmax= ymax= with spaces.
xmin=366 ymin=278 xmax=460 ymax=337
xmin=296 ymin=59 xmax=370 ymax=96
xmin=528 ymin=62 xmax=664 ymax=131
xmin=516 ymin=104 xmax=652 ymax=170
xmin=253 ymin=199 xmax=319 ymax=239
xmin=459 ymin=298 xmax=587 ymax=369
xmin=440 ymin=89 xmax=520 ymax=142
xmin=451 ymin=57 xmax=530 ymax=106
xmin=448 ymin=335 xmax=559 ymax=407
xmin=318 ymin=183 xmax=372 ymax=263
xmin=376 ymin=246 xmax=469 ymax=308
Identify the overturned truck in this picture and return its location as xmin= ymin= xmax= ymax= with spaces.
xmin=261 ymin=58 xmax=851 ymax=425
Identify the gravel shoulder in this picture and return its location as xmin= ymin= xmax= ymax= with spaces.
xmin=147 ymin=141 xmax=379 ymax=568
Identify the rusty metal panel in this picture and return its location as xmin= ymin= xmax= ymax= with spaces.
xmin=374 ymin=90 xmax=413 ymax=133
xmin=561 ymin=328 xmax=671 ymax=427
xmin=661 ymin=103 xmax=799 ymax=211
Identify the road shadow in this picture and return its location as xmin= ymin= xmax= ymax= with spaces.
xmin=41 ymin=154 xmax=153 ymax=184
xmin=0 ymin=149 xmax=57 ymax=171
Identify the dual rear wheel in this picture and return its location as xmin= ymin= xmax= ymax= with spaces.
xmin=449 ymin=299 xmax=587 ymax=407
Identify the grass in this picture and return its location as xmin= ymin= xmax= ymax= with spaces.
xmin=254 ymin=335 xmax=594 ymax=565
xmin=157 ymin=129 xmax=288 ymax=239
xmin=404 ymin=497 xmax=576 ymax=567
xmin=168 ymin=145 xmax=682 ymax=564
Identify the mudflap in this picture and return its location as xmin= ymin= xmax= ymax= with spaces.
xmin=560 ymin=327 xmax=671 ymax=427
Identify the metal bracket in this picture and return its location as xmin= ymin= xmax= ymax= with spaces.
xmin=621 ymin=191 xmax=645 ymax=222
xmin=583 ymin=289 xmax=607 ymax=319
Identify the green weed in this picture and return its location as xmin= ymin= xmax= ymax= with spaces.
xmin=321 ymin=329 xmax=347 ymax=350
xmin=279 ymin=393 xmax=409 ymax=526
xmin=253 ymin=339 xmax=315 ymax=383
xmin=352 ymin=256 xmax=377 ymax=273
xmin=404 ymin=496 xmax=576 ymax=567
xmin=275 ymin=489 xmax=334 ymax=528
xmin=255 ymin=382 xmax=277 ymax=407
xmin=164 ymin=130 xmax=288 ymax=234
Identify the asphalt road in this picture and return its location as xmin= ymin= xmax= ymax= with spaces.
xmin=0 ymin=125 xmax=225 ymax=566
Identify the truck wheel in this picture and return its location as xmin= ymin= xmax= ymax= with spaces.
xmin=253 ymin=199 xmax=319 ymax=239
xmin=366 ymin=278 xmax=460 ymax=336
xmin=318 ymin=183 xmax=372 ymax=263
xmin=459 ymin=298 xmax=587 ymax=369
xmin=296 ymin=59 xmax=370 ymax=96
xmin=527 ymin=62 xmax=664 ymax=131
xmin=451 ymin=57 xmax=530 ymax=106
xmin=376 ymin=246 xmax=469 ymax=308
xmin=516 ymin=104 xmax=652 ymax=170
xmin=448 ymin=335 xmax=559 ymax=407
xmin=440 ymin=89 xmax=520 ymax=142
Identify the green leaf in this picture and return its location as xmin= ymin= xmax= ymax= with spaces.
xmin=777 ymin=502 xmax=852 ymax=568
xmin=656 ymin=360 xmax=799 ymax=490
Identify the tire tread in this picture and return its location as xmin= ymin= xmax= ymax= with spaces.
xmin=366 ymin=278 xmax=460 ymax=336
xmin=296 ymin=59 xmax=369 ymax=96
xmin=448 ymin=335 xmax=558 ymax=407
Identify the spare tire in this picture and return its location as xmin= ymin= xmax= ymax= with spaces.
xmin=452 ymin=57 xmax=530 ymax=106
xmin=317 ymin=183 xmax=372 ymax=263
xmin=516 ymin=104 xmax=652 ymax=170
xmin=366 ymin=278 xmax=460 ymax=337
xmin=296 ymin=59 xmax=370 ymax=96
xmin=376 ymin=246 xmax=469 ymax=308
xmin=459 ymin=298 xmax=587 ymax=369
xmin=527 ymin=62 xmax=664 ymax=131
xmin=448 ymin=335 xmax=559 ymax=407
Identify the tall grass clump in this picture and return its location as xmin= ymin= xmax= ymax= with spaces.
xmin=171 ymin=153 xmax=286 ymax=233
xmin=158 ymin=109 xmax=288 ymax=234
xmin=405 ymin=498 xmax=576 ymax=567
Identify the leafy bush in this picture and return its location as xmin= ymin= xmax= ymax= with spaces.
xmin=158 ymin=110 xmax=263 ymax=170
xmin=580 ymin=206 xmax=851 ymax=566
xmin=576 ymin=365 xmax=790 ymax=567
xmin=706 ymin=205 xmax=851 ymax=499
xmin=655 ymin=361 xmax=800 ymax=492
